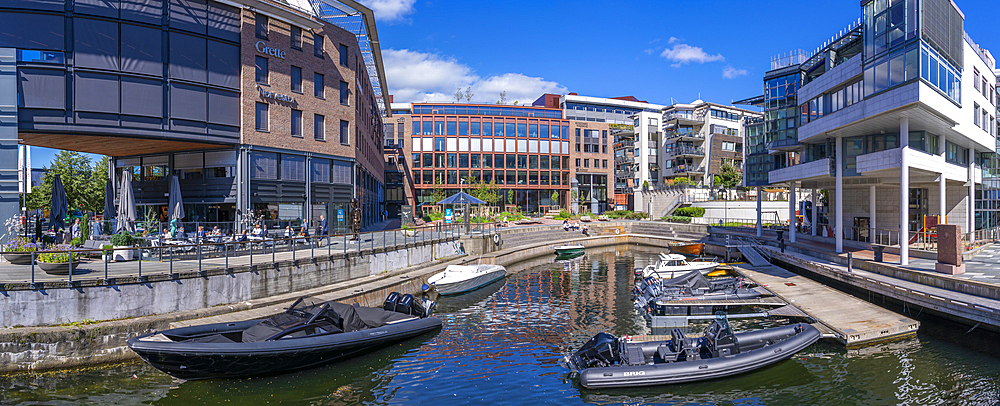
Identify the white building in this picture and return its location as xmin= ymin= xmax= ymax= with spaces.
xmin=760 ymin=0 xmax=997 ymax=265
xmin=661 ymin=100 xmax=761 ymax=186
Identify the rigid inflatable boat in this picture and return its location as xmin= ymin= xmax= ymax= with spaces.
xmin=633 ymin=271 xmax=762 ymax=312
xmin=565 ymin=313 xmax=820 ymax=388
xmin=128 ymin=293 xmax=440 ymax=380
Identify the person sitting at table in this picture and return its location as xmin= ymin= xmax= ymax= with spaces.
xmin=236 ymin=229 xmax=249 ymax=242
xmin=284 ymin=225 xmax=294 ymax=238
xmin=162 ymin=228 xmax=173 ymax=240
xmin=211 ymin=226 xmax=221 ymax=236
xmin=177 ymin=226 xmax=186 ymax=239
xmin=197 ymin=225 xmax=207 ymax=241
xmin=299 ymin=225 xmax=309 ymax=237
xmin=251 ymin=224 xmax=263 ymax=237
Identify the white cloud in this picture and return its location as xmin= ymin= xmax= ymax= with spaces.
xmin=358 ymin=0 xmax=416 ymax=23
xmin=382 ymin=49 xmax=566 ymax=104
xmin=722 ymin=65 xmax=749 ymax=79
xmin=660 ymin=43 xmax=724 ymax=67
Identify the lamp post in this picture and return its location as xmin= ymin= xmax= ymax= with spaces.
xmin=719 ymin=187 xmax=727 ymax=226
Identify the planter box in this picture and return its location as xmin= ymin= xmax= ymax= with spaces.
xmin=39 ymin=261 xmax=82 ymax=275
xmin=401 ymin=229 xmax=417 ymax=237
xmin=3 ymin=252 xmax=35 ymax=265
xmin=113 ymin=246 xmax=134 ymax=261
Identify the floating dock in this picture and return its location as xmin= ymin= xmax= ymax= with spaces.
xmin=735 ymin=263 xmax=919 ymax=347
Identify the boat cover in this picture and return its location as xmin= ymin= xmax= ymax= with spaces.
xmin=242 ymin=302 xmax=413 ymax=343
xmin=660 ymin=270 xmax=712 ymax=290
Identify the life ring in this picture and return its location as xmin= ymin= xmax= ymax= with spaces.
xmin=492 ymin=233 xmax=501 ymax=245
xmin=614 ymin=228 xmax=621 ymax=235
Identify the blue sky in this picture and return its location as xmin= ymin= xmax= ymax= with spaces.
xmin=31 ymin=0 xmax=1000 ymax=169
xmin=366 ymin=0 xmax=1000 ymax=106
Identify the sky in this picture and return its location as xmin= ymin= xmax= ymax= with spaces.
xmin=363 ymin=0 xmax=1000 ymax=106
xmin=30 ymin=0 xmax=1000 ymax=169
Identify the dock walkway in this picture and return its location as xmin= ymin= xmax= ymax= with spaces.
xmin=736 ymin=263 xmax=919 ymax=347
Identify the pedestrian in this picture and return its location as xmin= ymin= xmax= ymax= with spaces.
xmin=320 ymin=214 xmax=328 ymax=236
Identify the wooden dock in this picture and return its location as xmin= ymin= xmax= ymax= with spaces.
xmin=735 ymin=264 xmax=919 ymax=347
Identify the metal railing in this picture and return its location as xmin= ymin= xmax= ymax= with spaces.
xmin=1 ymin=222 xmax=499 ymax=287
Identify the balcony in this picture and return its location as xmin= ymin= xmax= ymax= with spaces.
xmin=663 ymin=165 xmax=701 ymax=177
xmin=768 ymin=157 xmax=833 ymax=184
xmin=666 ymin=146 xmax=705 ymax=158
xmin=664 ymin=112 xmax=703 ymax=126
xmin=665 ymin=130 xmax=705 ymax=142
xmin=766 ymin=137 xmax=801 ymax=151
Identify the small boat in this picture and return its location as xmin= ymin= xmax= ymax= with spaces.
xmin=634 ymin=253 xmax=719 ymax=280
xmin=554 ymin=243 xmax=585 ymax=256
xmin=633 ymin=271 xmax=762 ymax=314
xmin=427 ymin=264 xmax=507 ymax=295
xmin=668 ymin=242 xmax=705 ymax=256
xmin=565 ymin=313 xmax=821 ymax=388
xmin=555 ymin=250 xmax=586 ymax=261
xmin=127 ymin=293 xmax=440 ymax=380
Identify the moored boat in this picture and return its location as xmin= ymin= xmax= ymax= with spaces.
xmin=427 ymin=264 xmax=507 ymax=295
xmin=127 ymin=294 xmax=440 ymax=380
xmin=634 ymin=253 xmax=719 ymax=280
xmin=565 ymin=313 xmax=821 ymax=388
xmin=554 ymin=243 xmax=585 ymax=256
xmin=668 ymin=242 xmax=704 ymax=256
xmin=633 ymin=271 xmax=762 ymax=314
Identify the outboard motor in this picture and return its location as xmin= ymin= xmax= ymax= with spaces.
xmin=383 ymin=292 xmax=401 ymax=312
xmin=395 ymin=293 xmax=415 ymax=314
xmin=567 ymin=332 xmax=621 ymax=371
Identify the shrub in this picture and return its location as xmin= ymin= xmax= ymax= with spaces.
xmin=661 ymin=215 xmax=692 ymax=223
xmin=675 ymin=207 xmax=705 ymax=217
xmin=70 ymin=237 xmax=83 ymax=247
xmin=101 ymin=244 xmax=113 ymax=255
xmin=111 ymin=232 xmax=136 ymax=247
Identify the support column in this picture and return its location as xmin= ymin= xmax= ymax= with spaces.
xmin=870 ymin=185 xmax=876 ymax=243
xmin=835 ymin=137 xmax=844 ymax=253
xmin=756 ymin=186 xmax=762 ymax=237
xmin=0 ymin=49 xmax=20 ymax=233
xmin=811 ymin=188 xmax=818 ymax=236
xmin=789 ymin=181 xmax=796 ymax=243
xmin=969 ymin=147 xmax=976 ymax=235
xmin=940 ymin=134 xmax=947 ymax=224
xmin=900 ymin=117 xmax=909 ymax=266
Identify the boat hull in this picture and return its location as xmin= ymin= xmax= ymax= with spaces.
xmin=127 ymin=317 xmax=442 ymax=380
xmin=668 ymin=242 xmax=704 ymax=256
xmin=432 ymin=268 xmax=506 ymax=295
xmin=577 ymin=324 xmax=820 ymax=388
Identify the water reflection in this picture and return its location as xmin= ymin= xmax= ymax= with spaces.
xmin=1 ymin=245 xmax=998 ymax=405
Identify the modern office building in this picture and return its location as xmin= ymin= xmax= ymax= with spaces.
xmin=743 ymin=0 xmax=997 ymax=265
xmin=1 ymin=0 xmax=389 ymax=232
xmin=660 ymin=100 xmax=760 ymax=186
xmin=555 ymin=94 xmax=664 ymax=211
xmin=391 ymin=102 xmax=572 ymax=218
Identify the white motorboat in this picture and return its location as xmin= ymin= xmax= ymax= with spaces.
xmin=554 ymin=243 xmax=585 ymax=256
xmin=634 ymin=253 xmax=719 ymax=280
xmin=426 ymin=264 xmax=507 ymax=295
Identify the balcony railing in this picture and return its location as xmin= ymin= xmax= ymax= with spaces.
xmin=666 ymin=146 xmax=705 ymax=157
xmin=665 ymin=131 xmax=704 ymax=141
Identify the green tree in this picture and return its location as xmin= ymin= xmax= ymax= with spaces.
xmin=671 ymin=177 xmax=690 ymax=186
xmin=27 ymin=152 xmax=108 ymax=215
xmin=551 ymin=190 xmax=559 ymax=207
xmin=715 ymin=164 xmax=743 ymax=189
xmin=429 ymin=175 xmax=446 ymax=206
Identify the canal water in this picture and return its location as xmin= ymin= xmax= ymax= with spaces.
xmin=2 ymin=245 xmax=999 ymax=405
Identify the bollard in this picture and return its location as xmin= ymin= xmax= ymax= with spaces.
xmin=779 ymin=238 xmax=785 ymax=253
xmin=873 ymin=245 xmax=884 ymax=262
xmin=847 ymin=252 xmax=853 ymax=272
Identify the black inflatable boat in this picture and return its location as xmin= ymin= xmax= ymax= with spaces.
xmin=565 ymin=313 xmax=820 ymax=388
xmin=633 ymin=271 xmax=762 ymax=312
xmin=127 ymin=293 xmax=441 ymax=380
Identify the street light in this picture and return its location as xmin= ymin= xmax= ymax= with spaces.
xmin=719 ymin=187 xmax=727 ymax=226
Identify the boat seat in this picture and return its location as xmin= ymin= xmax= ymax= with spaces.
xmin=624 ymin=345 xmax=648 ymax=365
xmin=656 ymin=344 xmax=681 ymax=363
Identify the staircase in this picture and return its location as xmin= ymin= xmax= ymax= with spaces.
xmin=731 ymin=236 xmax=771 ymax=267
xmin=647 ymin=190 xmax=685 ymax=218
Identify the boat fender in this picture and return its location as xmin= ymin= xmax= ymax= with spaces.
xmin=492 ymin=233 xmax=501 ymax=246
xmin=614 ymin=228 xmax=621 ymax=235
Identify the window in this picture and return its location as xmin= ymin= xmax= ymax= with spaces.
xmin=338 ymin=44 xmax=348 ymax=66
xmin=255 ymin=13 xmax=268 ymax=40
xmin=975 ymin=103 xmax=980 ymax=127
xmin=251 ymin=152 xmax=277 ymax=179
xmin=339 ymin=81 xmax=349 ymax=105
xmin=584 ymin=159 xmax=589 ymax=168
xmin=255 ymin=102 xmax=268 ymax=131
xmin=255 ymin=56 xmax=268 ymax=84
xmin=312 ymin=158 xmax=330 ymax=183
xmin=314 ymin=114 xmax=325 ymax=140
xmin=313 ymin=34 xmax=323 ymax=57
xmin=281 ymin=154 xmax=305 ymax=181
xmin=290 ymin=66 xmax=302 ymax=93
xmin=975 ymin=69 xmax=981 ymax=91
xmin=291 ymin=109 xmax=302 ymax=137
xmin=314 ymin=73 xmax=324 ymax=98
xmin=340 ymin=120 xmax=349 ymax=144
xmin=290 ymin=26 xmax=301 ymax=50
xmin=722 ymin=141 xmax=736 ymax=151
xmin=603 ymin=159 xmax=607 ymax=168
xmin=576 ymin=158 xmax=581 ymax=167
xmin=648 ymin=118 xmax=658 ymax=126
